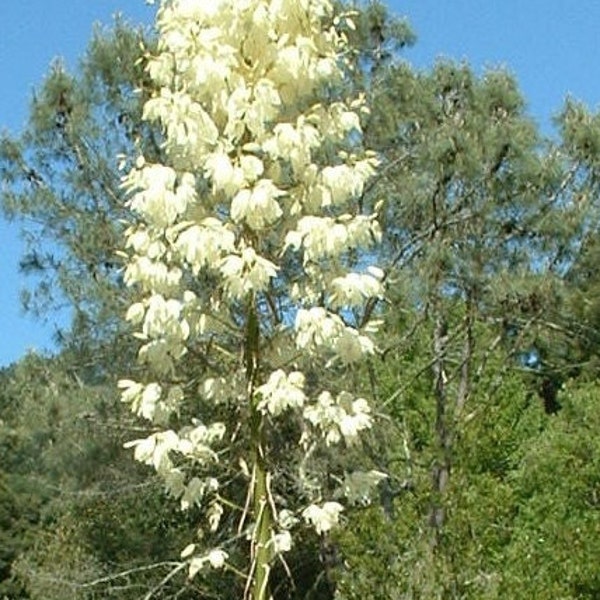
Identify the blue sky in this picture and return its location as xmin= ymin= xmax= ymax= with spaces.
xmin=1 ymin=1 xmax=600 ymax=366
xmin=0 ymin=0 xmax=152 ymax=366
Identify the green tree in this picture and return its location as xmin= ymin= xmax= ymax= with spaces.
xmin=362 ymin=59 xmax=558 ymax=592
xmin=529 ymin=100 xmax=600 ymax=385
xmin=335 ymin=53 xmax=600 ymax=598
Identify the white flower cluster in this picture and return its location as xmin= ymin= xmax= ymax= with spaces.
xmin=118 ymin=0 xmax=385 ymax=576
xmin=181 ymin=545 xmax=228 ymax=579
xmin=123 ymin=421 xmax=225 ymax=510
xmin=295 ymin=307 xmax=376 ymax=364
xmin=255 ymin=369 xmax=307 ymax=416
xmin=302 ymin=502 xmax=344 ymax=534
xmin=303 ymin=391 xmax=373 ymax=445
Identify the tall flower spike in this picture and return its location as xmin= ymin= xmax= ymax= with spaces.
xmin=119 ymin=0 xmax=384 ymax=596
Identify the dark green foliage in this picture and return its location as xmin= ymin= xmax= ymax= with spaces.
xmin=0 ymin=472 xmax=45 ymax=598
xmin=500 ymin=381 xmax=600 ymax=599
xmin=0 ymin=351 xmax=206 ymax=599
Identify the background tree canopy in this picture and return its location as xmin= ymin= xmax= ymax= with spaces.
xmin=1 ymin=2 xmax=599 ymax=599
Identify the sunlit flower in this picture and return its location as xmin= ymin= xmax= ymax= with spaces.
xmin=188 ymin=548 xmax=228 ymax=579
xmin=302 ymin=502 xmax=344 ymax=534
xmin=230 ymin=179 xmax=285 ymax=229
xmin=219 ymin=247 xmax=279 ymax=298
xmin=255 ymin=369 xmax=307 ymax=416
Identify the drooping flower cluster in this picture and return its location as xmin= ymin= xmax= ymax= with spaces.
xmin=119 ymin=0 xmax=385 ymax=582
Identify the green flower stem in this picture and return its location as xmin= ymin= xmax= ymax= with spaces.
xmin=246 ymin=295 xmax=273 ymax=600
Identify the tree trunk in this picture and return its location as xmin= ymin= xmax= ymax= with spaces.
xmin=430 ymin=308 xmax=450 ymax=549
